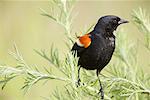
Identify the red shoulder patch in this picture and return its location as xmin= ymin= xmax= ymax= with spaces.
xmin=77 ymin=33 xmax=91 ymax=48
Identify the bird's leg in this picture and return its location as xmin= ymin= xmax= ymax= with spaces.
xmin=77 ymin=66 xmax=81 ymax=87
xmin=96 ymin=69 xmax=104 ymax=100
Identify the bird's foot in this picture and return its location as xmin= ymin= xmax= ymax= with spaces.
xmin=98 ymin=87 xmax=104 ymax=100
xmin=76 ymin=78 xmax=81 ymax=87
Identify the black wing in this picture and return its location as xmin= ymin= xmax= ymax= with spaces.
xmin=71 ymin=43 xmax=85 ymax=57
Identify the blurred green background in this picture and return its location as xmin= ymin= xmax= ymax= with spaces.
xmin=0 ymin=0 xmax=150 ymax=100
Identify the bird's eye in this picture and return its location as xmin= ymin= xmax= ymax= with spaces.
xmin=113 ymin=19 xmax=117 ymax=23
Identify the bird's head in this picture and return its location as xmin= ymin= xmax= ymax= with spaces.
xmin=94 ymin=15 xmax=128 ymax=36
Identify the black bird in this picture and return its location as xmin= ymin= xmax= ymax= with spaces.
xmin=71 ymin=15 xmax=128 ymax=99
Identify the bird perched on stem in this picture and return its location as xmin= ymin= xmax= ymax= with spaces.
xmin=71 ymin=15 xmax=128 ymax=99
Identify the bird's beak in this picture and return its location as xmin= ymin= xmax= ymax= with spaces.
xmin=118 ymin=19 xmax=129 ymax=25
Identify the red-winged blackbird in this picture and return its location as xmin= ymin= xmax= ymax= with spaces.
xmin=71 ymin=15 xmax=128 ymax=99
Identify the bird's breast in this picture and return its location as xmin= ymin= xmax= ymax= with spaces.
xmin=106 ymin=37 xmax=115 ymax=47
xmin=78 ymin=35 xmax=115 ymax=70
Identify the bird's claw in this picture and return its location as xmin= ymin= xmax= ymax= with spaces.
xmin=98 ymin=87 xmax=104 ymax=100
xmin=76 ymin=79 xmax=81 ymax=87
